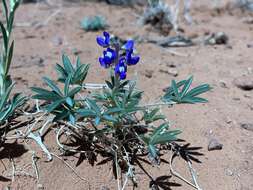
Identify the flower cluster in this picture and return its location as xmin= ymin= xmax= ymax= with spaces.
xmin=97 ymin=31 xmax=140 ymax=80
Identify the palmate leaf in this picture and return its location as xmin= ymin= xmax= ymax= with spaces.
xmin=143 ymin=107 xmax=166 ymax=124
xmin=141 ymin=123 xmax=181 ymax=160
xmin=32 ymin=75 xmax=81 ymax=124
xmin=162 ymin=76 xmax=211 ymax=104
xmin=56 ymin=54 xmax=89 ymax=86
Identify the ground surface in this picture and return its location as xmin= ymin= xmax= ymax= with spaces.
xmin=0 ymin=0 xmax=253 ymax=189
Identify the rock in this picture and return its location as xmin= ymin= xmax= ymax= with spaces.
xmin=242 ymin=17 xmax=253 ymax=24
xmin=234 ymin=76 xmax=253 ymax=90
xmin=37 ymin=184 xmax=44 ymax=190
xmin=219 ymin=80 xmax=228 ymax=88
xmin=225 ymin=168 xmax=234 ymax=176
xmin=204 ymin=32 xmax=229 ymax=45
xmin=159 ymin=68 xmax=178 ymax=77
xmin=167 ymin=68 xmax=178 ymax=77
xmin=208 ymin=138 xmax=223 ymax=151
xmin=225 ymin=116 xmax=232 ymax=124
xmin=247 ymin=43 xmax=253 ymax=48
xmin=240 ymin=123 xmax=253 ymax=132
xmin=144 ymin=69 xmax=154 ymax=78
xmin=52 ymin=36 xmax=63 ymax=46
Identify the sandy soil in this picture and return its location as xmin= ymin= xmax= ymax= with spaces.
xmin=0 ymin=0 xmax=253 ymax=189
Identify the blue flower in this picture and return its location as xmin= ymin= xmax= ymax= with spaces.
xmin=122 ymin=40 xmax=134 ymax=50
xmin=99 ymin=48 xmax=116 ymax=68
xmin=115 ymin=58 xmax=127 ymax=80
xmin=126 ymin=49 xmax=140 ymax=65
xmin=97 ymin=31 xmax=110 ymax=47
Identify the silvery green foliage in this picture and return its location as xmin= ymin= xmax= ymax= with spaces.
xmin=0 ymin=0 xmax=26 ymax=122
xmin=80 ymin=16 xmax=107 ymax=31
xmin=235 ymin=0 xmax=253 ymax=11
xmin=139 ymin=0 xmax=178 ymax=35
xmin=32 ymin=31 xmax=210 ymax=187
xmin=0 ymin=0 xmax=26 ymax=142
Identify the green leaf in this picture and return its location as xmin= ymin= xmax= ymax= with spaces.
xmin=85 ymin=98 xmax=101 ymax=115
xmin=53 ymin=110 xmax=69 ymax=122
xmin=77 ymin=109 xmax=96 ymax=117
xmin=69 ymin=114 xmax=75 ymax=124
xmin=94 ymin=117 xmax=100 ymax=126
xmin=105 ymin=80 xmax=113 ymax=89
xmin=148 ymin=144 xmax=158 ymax=159
xmin=42 ymin=77 xmax=63 ymax=96
xmin=2 ymin=0 xmax=9 ymax=24
xmin=105 ymin=107 xmax=122 ymax=114
xmin=171 ymin=80 xmax=179 ymax=99
xmin=180 ymin=76 xmax=193 ymax=98
xmin=0 ymin=83 xmax=14 ymax=111
xmin=68 ymin=86 xmax=81 ymax=97
xmin=0 ymin=22 xmax=8 ymax=54
xmin=45 ymin=98 xmax=65 ymax=113
xmin=64 ymin=75 xmax=72 ymax=96
xmin=31 ymin=87 xmax=61 ymax=101
xmin=55 ymin=63 xmax=67 ymax=79
xmin=5 ymin=41 xmax=14 ymax=76
xmin=102 ymin=114 xmax=117 ymax=122
xmin=185 ymin=84 xmax=211 ymax=98
xmin=62 ymin=54 xmax=74 ymax=74
xmin=149 ymin=122 xmax=169 ymax=144
xmin=65 ymin=97 xmax=74 ymax=107
xmin=151 ymin=130 xmax=181 ymax=145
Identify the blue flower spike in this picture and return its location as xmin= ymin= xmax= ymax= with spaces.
xmin=97 ymin=31 xmax=110 ymax=47
xmin=96 ymin=32 xmax=140 ymax=80
xmin=99 ymin=48 xmax=116 ymax=68
xmin=115 ymin=58 xmax=127 ymax=80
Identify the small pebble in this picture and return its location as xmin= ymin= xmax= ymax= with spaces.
xmin=52 ymin=36 xmax=63 ymax=46
xmin=208 ymin=138 xmax=223 ymax=151
xmin=159 ymin=68 xmax=178 ymax=77
xmin=234 ymin=76 xmax=253 ymax=91
xmin=37 ymin=184 xmax=44 ymax=190
xmin=219 ymin=80 xmax=228 ymax=88
xmin=144 ymin=69 xmax=154 ymax=78
xmin=225 ymin=168 xmax=233 ymax=176
xmin=240 ymin=123 xmax=253 ymax=132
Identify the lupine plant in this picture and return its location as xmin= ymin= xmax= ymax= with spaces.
xmin=32 ymin=31 xmax=210 ymax=189
xmin=0 ymin=0 xmax=26 ymax=144
xmin=80 ymin=16 xmax=107 ymax=31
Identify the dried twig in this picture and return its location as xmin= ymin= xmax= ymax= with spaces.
xmin=187 ymin=157 xmax=202 ymax=190
xmin=32 ymin=152 xmax=40 ymax=181
xmin=10 ymin=157 xmax=16 ymax=183
xmin=27 ymin=132 xmax=52 ymax=161
xmin=169 ymin=152 xmax=200 ymax=189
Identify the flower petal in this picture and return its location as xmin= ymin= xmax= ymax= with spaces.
xmin=128 ymin=56 xmax=140 ymax=65
xmin=123 ymin=40 xmax=134 ymax=50
xmin=103 ymin=31 xmax=110 ymax=44
xmin=119 ymin=72 xmax=126 ymax=80
xmin=96 ymin=36 xmax=106 ymax=47
xmin=99 ymin=57 xmax=106 ymax=68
